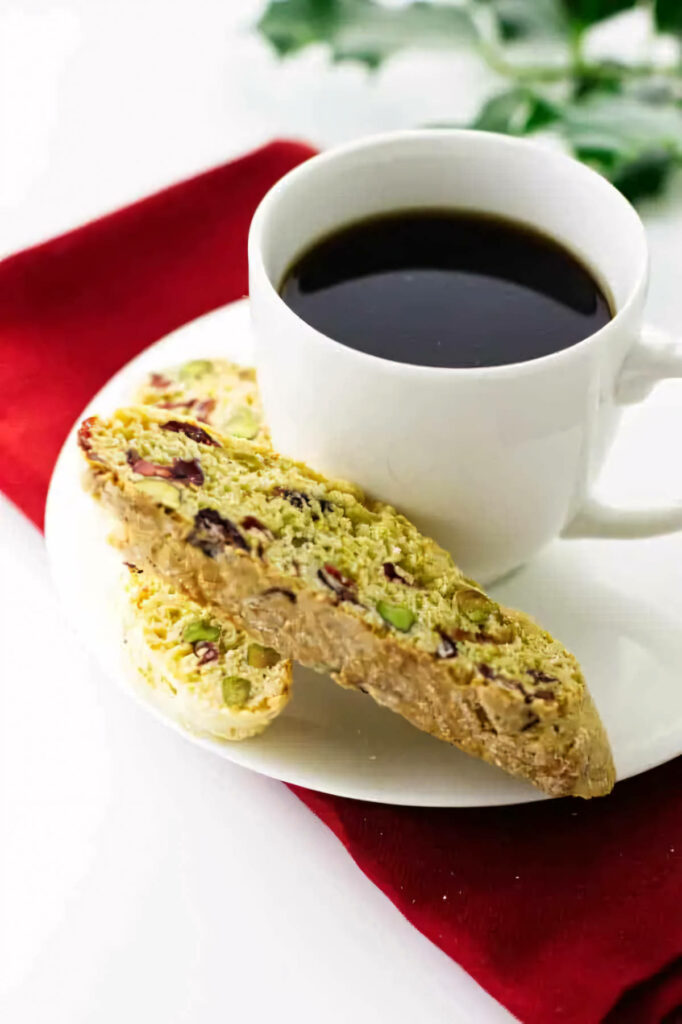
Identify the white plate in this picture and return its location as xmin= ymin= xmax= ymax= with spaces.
xmin=45 ymin=300 xmax=682 ymax=806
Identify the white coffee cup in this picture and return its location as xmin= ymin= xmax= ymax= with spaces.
xmin=249 ymin=130 xmax=682 ymax=582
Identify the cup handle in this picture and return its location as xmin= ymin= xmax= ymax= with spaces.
xmin=562 ymin=326 xmax=682 ymax=540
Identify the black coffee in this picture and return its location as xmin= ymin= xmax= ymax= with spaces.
xmin=279 ymin=210 xmax=612 ymax=368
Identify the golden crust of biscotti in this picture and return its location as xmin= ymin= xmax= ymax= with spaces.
xmin=80 ymin=408 xmax=615 ymax=798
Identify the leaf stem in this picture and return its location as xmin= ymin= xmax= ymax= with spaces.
xmin=569 ymin=21 xmax=584 ymax=70
xmin=476 ymin=43 xmax=681 ymax=86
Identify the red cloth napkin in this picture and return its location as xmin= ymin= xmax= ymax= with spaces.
xmin=1 ymin=140 xmax=680 ymax=1024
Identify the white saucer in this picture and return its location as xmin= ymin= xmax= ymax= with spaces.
xmin=45 ymin=301 xmax=682 ymax=806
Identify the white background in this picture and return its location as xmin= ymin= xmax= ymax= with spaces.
xmin=1 ymin=3 xmax=681 ymax=1022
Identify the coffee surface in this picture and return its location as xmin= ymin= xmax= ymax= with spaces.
xmin=279 ymin=210 xmax=612 ymax=368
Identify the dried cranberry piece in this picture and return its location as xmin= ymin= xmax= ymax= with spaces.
xmin=188 ymin=508 xmax=248 ymax=557
xmin=273 ymin=487 xmax=333 ymax=518
xmin=161 ymin=420 xmax=220 ymax=447
xmin=435 ymin=631 xmax=458 ymax=659
xmin=521 ymin=714 xmax=540 ymax=732
xmin=158 ymin=398 xmax=196 ymax=411
xmin=241 ymin=516 xmax=273 ymax=539
xmin=126 ymin=449 xmax=174 ymax=478
xmin=194 ymin=398 xmax=216 ymax=423
xmin=317 ymin=564 xmax=359 ymax=604
xmin=530 ymin=688 xmax=556 ymax=702
xmin=194 ymin=641 xmax=219 ymax=665
xmin=126 ymin=450 xmax=204 ymax=486
xmin=171 ymin=458 xmax=204 ymax=486
xmin=383 ymin=562 xmax=413 ymax=586
xmin=149 ymin=373 xmax=172 ymax=389
xmin=323 ymin=564 xmax=354 ymax=588
xmin=262 ymin=587 xmax=297 ymax=603
xmin=477 ymin=663 xmax=527 ymax=697
xmin=273 ymin=487 xmax=309 ymax=509
xmin=77 ymin=416 xmax=103 ymax=459
xmin=527 ymin=669 xmax=558 ymax=684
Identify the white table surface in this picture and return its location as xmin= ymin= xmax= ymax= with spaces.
xmin=1 ymin=3 xmax=680 ymax=1022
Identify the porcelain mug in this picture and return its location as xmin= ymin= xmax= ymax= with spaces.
xmin=248 ymin=130 xmax=682 ymax=582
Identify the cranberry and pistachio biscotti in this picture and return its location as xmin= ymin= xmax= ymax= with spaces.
xmin=134 ymin=358 xmax=268 ymax=443
xmin=122 ymin=565 xmax=291 ymax=741
xmin=79 ymin=406 xmax=615 ymax=798
xmin=121 ymin=358 xmax=287 ymax=741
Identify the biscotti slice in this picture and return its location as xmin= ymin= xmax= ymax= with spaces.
xmin=79 ymin=407 xmax=615 ymax=798
xmin=134 ymin=358 xmax=268 ymax=444
xmin=128 ymin=357 xmax=281 ymax=739
xmin=122 ymin=563 xmax=291 ymax=741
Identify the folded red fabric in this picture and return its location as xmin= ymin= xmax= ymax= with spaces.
xmin=0 ymin=140 xmax=680 ymax=1024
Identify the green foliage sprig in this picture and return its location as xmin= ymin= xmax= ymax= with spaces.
xmin=257 ymin=0 xmax=682 ymax=202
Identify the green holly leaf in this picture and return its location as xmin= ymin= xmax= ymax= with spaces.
xmin=574 ymin=144 xmax=676 ymax=201
xmin=470 ymin=88 xmax=561 ymax=134
xmin=560 ymin=93 xmax=682 ymax=156
xmin=571 ymin=60 xmax=627 ymax=99
xmin=607 ymin=149 xmax=676 ymax=201
xmin=256 ymin=0 xmax=682 ymax=204
xmin=655 ymin=0 xmax=682 ymax=34
xmin=258 ymin=0 xmax=477 ymax=69
xmin=257 ymin=0 xmax=339 ymax=56
xmin=480 ymin=0 xmax=569 ymax=41
xmin=558 ymin=92 xmax=682 ymax=199
xmin=560 ymin=0 xmax=639 ymax=27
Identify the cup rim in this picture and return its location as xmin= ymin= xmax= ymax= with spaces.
xmin=248 ymin=128 xmax=649 ymax=378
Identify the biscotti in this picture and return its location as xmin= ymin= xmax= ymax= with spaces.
xmin=79 ymin=406 xmax=615 ymax=798
xmin=134 ymin=358 xmax=269 ymax=444
xmin=124 ymin=359 xmax=286 ymax=741
xmin=122 ymin=564 xmax=291 ymax=740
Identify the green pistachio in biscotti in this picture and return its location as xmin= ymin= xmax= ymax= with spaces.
xmin=456 ymin=588 xmax=496 ymax=624
xmin=376 ymin=601 xmax=415 ymax=632
xmin=133 ymin=358 xmax=269 ymax=444
xmin=247 ymin=643 xmax=281 ymax=668
xmin=179 ymin=359 xmax=214 ymax=381
xmin=132 ymin=478 xmax=181 ymax=508
xmin=222 ymin=676 xmax=252 ymax=707
xmin=183 ymin=620 xmax=221 ymax=644
xmin=80 ymin=407 xmax=615 ymax=799
xmin=226 ymin=407 xmax=260 ymax=440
